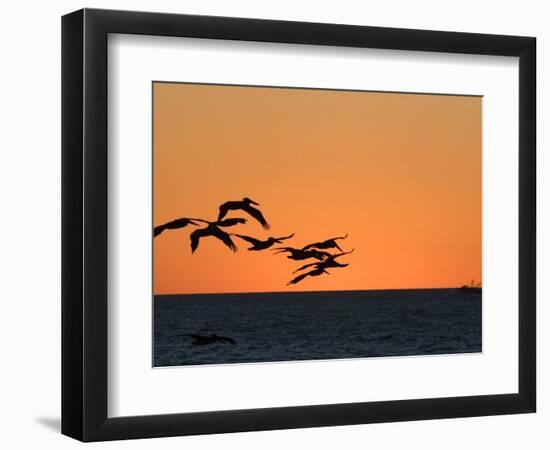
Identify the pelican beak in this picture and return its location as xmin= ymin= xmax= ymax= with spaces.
xmin=249 ymin=199 xmax=260 ymax=205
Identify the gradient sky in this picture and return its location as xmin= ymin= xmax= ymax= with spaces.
xmin=153 ymin=82 xmax=481 ymax=295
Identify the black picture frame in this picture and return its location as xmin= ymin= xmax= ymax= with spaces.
xmin=62 ymin=8 xmax=536 ymax=442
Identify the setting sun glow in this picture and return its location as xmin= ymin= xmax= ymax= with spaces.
xmin=153 ymin=83 xmax=481 ymax=295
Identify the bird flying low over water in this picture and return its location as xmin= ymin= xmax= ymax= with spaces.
xmin=190 ymin=222 xmax=240 ymax=254
xmin=186 ymin=334 xmax=236 ymax=345
xmin=272 ymin=247 xmax=332 ymax=261
xmin=217 ymin=197 xmax=270 ymax=230
xmin=233 ymin=232 xmax=295 ymax=251
xmin=302 ymin=234 xmax=349 ymax=252
xmin=287 ymin=267 xmax=330 ymax=285
xmin=293 ymin=249 xmax=355 ymax=274
xmin=153 ymin=217 xmax=204 ymax=237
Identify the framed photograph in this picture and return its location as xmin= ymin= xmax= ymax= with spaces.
xmin=62 ymin=8 xmax=536 ymax=441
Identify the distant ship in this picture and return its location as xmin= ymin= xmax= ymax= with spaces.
xmin=458 ymin=280 xmax=482 ymax=294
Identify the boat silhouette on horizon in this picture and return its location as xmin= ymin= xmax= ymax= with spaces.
xmin=458 ymin=280 xmax=482 ymax=294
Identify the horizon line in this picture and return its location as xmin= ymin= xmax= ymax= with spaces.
xmin=154 ymin=286 xmax=482 ymax=297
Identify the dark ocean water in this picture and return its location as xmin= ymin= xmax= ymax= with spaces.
xmin=154 ymin=289 xmax=481 ymax=367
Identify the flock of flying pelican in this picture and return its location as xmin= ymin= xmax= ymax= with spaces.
xmin=153 ymin=197 xmax=353 ymax=285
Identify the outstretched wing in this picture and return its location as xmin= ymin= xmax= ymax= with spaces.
xmin=154 ymin=218 xmax=201 ymax=237
xmin=234 ymin=234 xmax=263 ymax=246
xmin=301 ymin=241 xmax=318 ymax=251
xmin=287 ymin=272 xmax=310 ymax=285
xmin=210 ymin=227 xmax=238 ymax=253
xmin=242 ymin=204 xmax=270 ymax=229
xmin=272 ymin=247 xmax=300 ymax=256
xmin=292 ymin=261 xmax=319 ymax=274
xmin=217 ymin=202 xmax=231 ymax=222
xmin=303 ymin=234 xmax=349 ymax=250
xmin=272 ymin=246 xmax=292 ymax=253
xmin=332 ymin=248 xmax=355 ymax=259
xmin=274 ymin=232 xmax=295 ymax=241
xmin=217 ymin=217 xmax=247 ymax=227
xmin=332 ymin=234 xmax=348 ymax=251
xmin=190 ymin=228 xmax=209 ymax=253
xmin=310 ymin=250 xmax=332 ymax=261
xmin=333 ymin=233 xmax=349 ymax=241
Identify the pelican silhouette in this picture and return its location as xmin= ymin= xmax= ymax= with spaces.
xmin=272 ymin=247 xmax=332 ymax=261
xmin=186 ymin=334 xmax=236 ymax=345
xmin=233 ymin=233 xmax=295 ymax=251
xmin=190 ymin=222 xmax=239 ymax=253
xmin=302 ymin=234 xmax=349 ymax=252
xmin=293 ymin=249 xmax=355 ymax=274
xmin=217 ymin=197 xmax=270 ymax=229
xmin=153 ymin=217 xmax=204 ymax=237
xmin=287 ymin=267 xmax=330 ymax=285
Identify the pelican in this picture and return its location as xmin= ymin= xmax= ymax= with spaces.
xmin=272 ymin=247 xmax=332 ymax=261
xmin=153 ymin=217 xmax=204 ymax=237
xmin=190 ymin=222 xmax=239 ymax=253
xmin=293 ymin=249 xmax=355 ymax=274
xmin=217 ymin=197 xmax=270 ymax=229
xmin=233 ymin=233 xmax=295 ymax=251
xmin=287 ymin=267 xmax=330 ymax=285
xmin=302 ymin=234 xmax=349 ymax=252
xmin=186 ymin=334 xmax=236 ymax=345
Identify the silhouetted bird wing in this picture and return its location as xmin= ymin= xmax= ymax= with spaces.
xmin=153 ymin=218 xmax=200 ymax=237
xmin=189 ymin=228 xmax=210 ymax=253
xmin=272 ymin=246 xmax=294 ymax=254
xmin=217 ymin=202 xmax=231 ymax=222
xmin=153 ymin=224 xmax=167 ymax=237
xmin=274 ymin=232 xmax=295 ymax=242
xmin=292 ymin=261 xmax=319 ymax=274
xmin=234 ymin=234 xmax=264 ymax=246
xmin=333 ymin=233 xmax=349 ymax=241
xmin=332 ymin=248 xmax=355 ymax=259
xmin=333 ymin=262 xmax=349 ymax=268
xmin=287 ymin=272 xmax=311 ymax=285
xmin=310 ymin=250 xmax=332 ymax=261
xmin=210 ymin=227 xmax=238 ymax=253
xmin=302 ymin=241 xmax=334 ymax=251
xmin=319 ymin=260 xmax=348 ymax=270
xmin=217 ymin=217 xmax=247 ymax=227
xmin=303 ymin=241 xmax=333 ymax=251
xmin=327 ymin=234 xmax=349 ymax=251
xmin=302 ymin=234 xmax=349 ymax=250
xmin=242 ymin=204 xmax=270 ymax=229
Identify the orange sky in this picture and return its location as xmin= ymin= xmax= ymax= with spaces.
xmin=153 ymin=82 xmax=481 ymax=295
